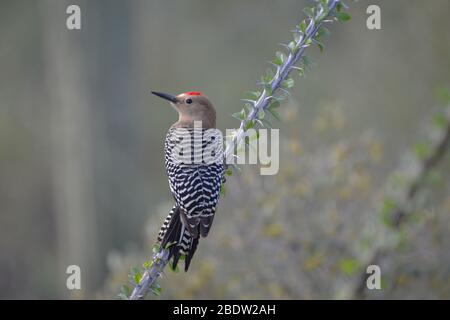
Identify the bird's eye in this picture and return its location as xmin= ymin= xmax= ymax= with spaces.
xmin=186 ymin=98 xmax=193 ymax=104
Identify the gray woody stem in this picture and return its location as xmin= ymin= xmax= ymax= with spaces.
xmin=225 ymin=0 xmax=340 ymax=161
xmin=129 ymin=249 xmax=169 ymax=300
xmin=129 ymin=0 xmax=342 ymax=300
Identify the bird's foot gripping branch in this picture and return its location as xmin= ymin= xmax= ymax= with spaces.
xmin=121 ymin=0 xmax=351 ymax=300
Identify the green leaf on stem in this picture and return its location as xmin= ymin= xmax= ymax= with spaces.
xmin=245 ymin=91 xmax=261 ymax=101
xmin=282 ymin=77 xmax=295 ymax=89
xmin=303 ymin=7 xmax=315 ymax=18
xmin=232 ymin=109 xmax=247 ymax=121
xmin=120 ymin=285 xmax=130 ymax=299
xmin=336 ymin=12 xmax=351 ymax=22
xmin=268 ymin=108 xmax=282 ymax=121
xmin=273 ymin=51 xmax=285 ymax=66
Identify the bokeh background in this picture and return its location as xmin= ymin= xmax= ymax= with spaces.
xmin=1 ymin=0 xmax=450 ymax=299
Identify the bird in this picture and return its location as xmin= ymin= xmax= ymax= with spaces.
xmin=151 ymin=91 xmax=224 ymax=271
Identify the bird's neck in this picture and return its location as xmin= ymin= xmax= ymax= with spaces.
xmin=172 ymin=114 xmax=216 ymax=129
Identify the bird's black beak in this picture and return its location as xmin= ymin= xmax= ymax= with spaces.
xmin=151 ymin=91 xmax=178 ymax=103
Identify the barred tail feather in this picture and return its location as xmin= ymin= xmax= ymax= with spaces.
xmin=185 ymin=234 xmax=199 ymax=271
xmin=158 ymin=206 xmax=200 ymax=271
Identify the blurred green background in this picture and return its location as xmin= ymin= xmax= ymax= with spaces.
xmin=0 ymin=0 xmax=450 ymax=299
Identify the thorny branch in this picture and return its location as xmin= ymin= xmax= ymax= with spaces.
xmin=128 ymin=0 xmax=346 ymax=300
xmin=224 ymin=0 xmax=342 ymax=161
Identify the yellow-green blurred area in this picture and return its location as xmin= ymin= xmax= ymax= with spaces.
xmin=1 ymin=0 xmax=450 ymax=299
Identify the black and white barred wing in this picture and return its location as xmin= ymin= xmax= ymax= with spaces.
xmin=164 ymin=127 xmax=224 ymax=238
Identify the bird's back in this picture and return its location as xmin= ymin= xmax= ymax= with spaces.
xmin=164 ymin=127 xmax=224 ymax=237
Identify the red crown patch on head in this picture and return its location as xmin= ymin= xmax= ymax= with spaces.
xmin=185 ymin=91 xmax=202 ymax=96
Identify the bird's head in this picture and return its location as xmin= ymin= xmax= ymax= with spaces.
xmin=151 ymin=91 xmax=216 ymax=129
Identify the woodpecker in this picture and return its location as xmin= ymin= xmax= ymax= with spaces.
xmin=151 ymin=91 xmax=224 ymax=271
